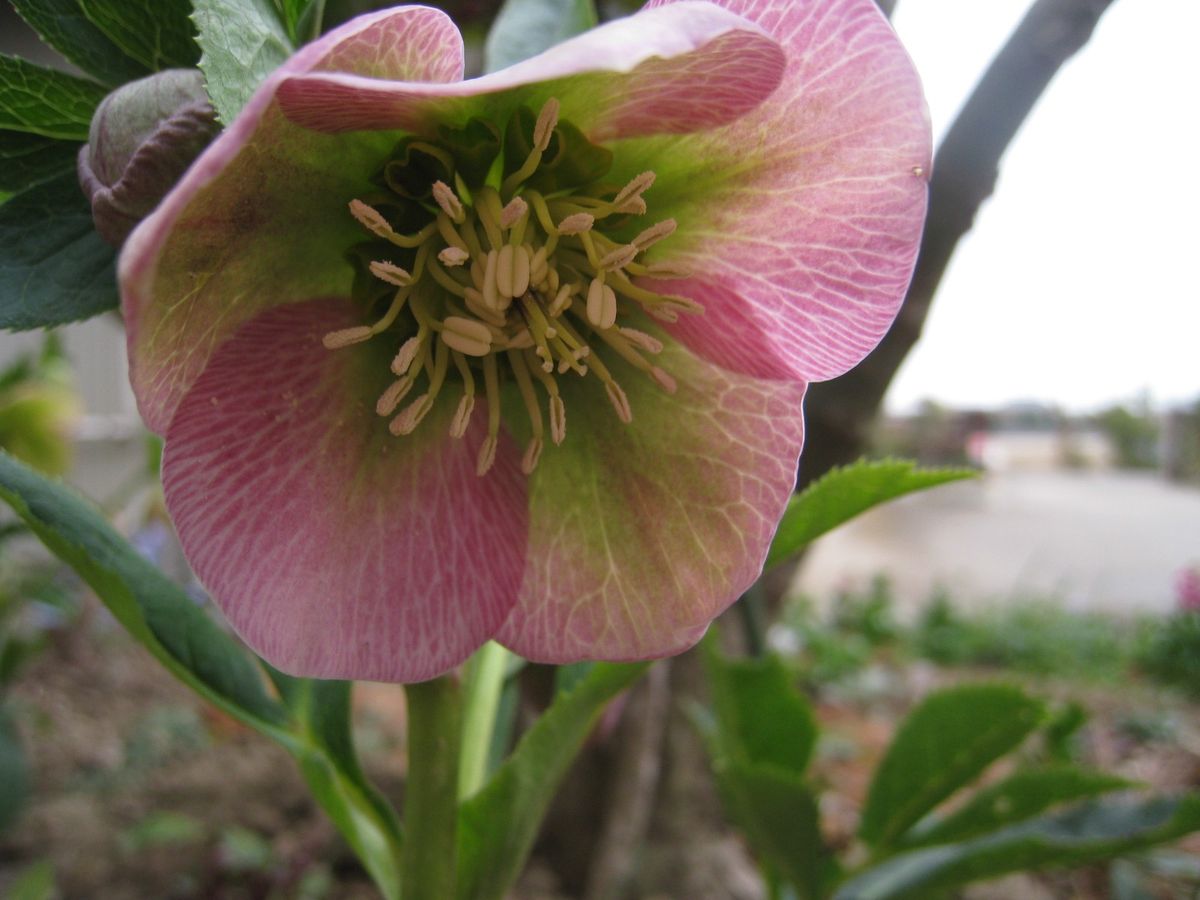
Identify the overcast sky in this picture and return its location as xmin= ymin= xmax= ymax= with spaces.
xmin=884 ymin=0 xmax=1200 ymax=414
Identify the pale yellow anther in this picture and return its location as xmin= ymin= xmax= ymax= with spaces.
xmin=496 ymin=245 xmax=516 ymax=298
xmin=556 ymin=212 xmax=594 ymax=235
xmin=605 ymin=382 xmax=633 ymax=423
xmin=651 ymin=367 xmax=677 ymax=394
xmin=521 ymin=437 xmax=544 ymax=474
xmin=390 ymin=394 xmax=434 ymax=435
xmin=642 ymin=261 xmax=693 ymax=279
xmin=633 ymin=218 xmax=677 ymax=251
xmin=369 ymin=260 xmax=413 ymax=287
xmin=376 ymin=377 xmax=414 ymax=416
xmin=500 ymin=196 xmax=528 ymax=230
xmin=549 ymin=395 xmax=566 ymax=445
xmin=618 ymin=326 xmax=664 ymax=354
xmin=586 ymin=278 xmax=618 ymax=329
xmin=529 ymin=246 xmax=549 ymax=286
xmin=599 ymin=243 xmax=638 ymax=271
xmin=614 ymin=171 xmax=655 ymax=206
xmin=548 ymin=284 xmax=573 ymax=317
xmin=533 ymin=98 xmax=560 ymax=152
xmin=392 ymin=336 xmax=423 ymax=376
xmin=615 ymin=196 xmax=647 ymax=216
xmin=441 ymin=316 xmax=492 ymax=357
xmin=438 ymin=246 xmax=469 ymax=267
xmin=450 ymin=394 xmax=475 ymax=438
xmin=463 ymin=288 xmax=507 ymax=327
xmin=482 ymin=249 xmax=500 ymax=310
xmin=432 ymin=180 xmax=465 ymax=224
xmin=511 ymin=245 xmax=531 ymax=297
xmin=476 ymin=435 xmax=499 ymax=476
xmin=349 ymin=199 xmax=394 ymax=240
xmin=322 ymin=325 xmax=373 ymax=349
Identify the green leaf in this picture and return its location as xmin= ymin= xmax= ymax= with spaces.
xmin=456 ymin=661 xmax=649 ymax=900
xmin=77 ymin=0 xmax=200 ymax=71
xmin=0 ymin=704 xmax=30 ymax=830
xmin=702 ymin=636 xmax=818 ymax=776
xmin=834 ymin=795 xmax=1200 ymax=900
xmin=279 ymin=0 xmax=325 ymax=44
xmin=483 ymin=0 xmax=598 ymax=74
xmin=11 ymin=0 xmax=149 ymax=87
xmin=0 ymin=131 xmax=80 ymax=194
xmin=766 ymin=460 xmax=975 ymax=570
xmin=0 ymin=170 xmax=118 ymax=330
xmin=4 ymin=860 xmax=55 ymax=900
xmin=859 ymin=683 xmax=1045 ymax=849
xmin=717 ymin=761 xmax=832 ymax=899
xmin=193 ymin=0 xmax=293 ymax=124
xmin=0 ymin=55 xmax=107 ymax=141
xmin=0 ymin=451 xmax=286 ymax=732
xmin=904 ymin=767 xmax=1134 ymax=848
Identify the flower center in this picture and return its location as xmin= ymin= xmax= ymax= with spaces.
xmin=322 ymin=98 xmax=701 ymax=476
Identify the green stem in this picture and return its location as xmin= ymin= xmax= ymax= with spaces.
xmin=402 ymin=675 xmax=462 ymax=899
xmin=458 ymin=641 xmax=510 ymax=799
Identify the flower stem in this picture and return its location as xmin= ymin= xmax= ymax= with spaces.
xmin=457 ymin=641 xmax=510 ymax=799
xmin=402 ymin=675 xmax=462 ymax=898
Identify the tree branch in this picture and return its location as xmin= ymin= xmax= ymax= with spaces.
xmin=798 ymin=0 xmax=1119 ymax=487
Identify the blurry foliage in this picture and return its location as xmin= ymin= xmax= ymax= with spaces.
xmin=1136 ymin=611 xmax=1200 ymax=699
xmin=1096 ymin=401 xmax=1160 ymax=470
xmin=0 ymin=334 xmax=79 ymax=477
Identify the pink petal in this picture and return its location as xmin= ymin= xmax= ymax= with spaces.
xmin=632 ymin=0 xmax=931 ymax=383
xmin=120 ymin=6 xmax=463 ymax=434
xmin=496 ymin=337 xmax=805 ymax=663
xmin=276 ymin=2 xmax=784 ymax=140
xmin=162 ymin=299 xmax=527 ymax=682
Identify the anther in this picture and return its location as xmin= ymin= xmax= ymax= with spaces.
xmin=369 ymin=260 xmax=413 ymax=287
xmin=391 ymin=336 xmax=423 ymax=376
xmin=605 ymin=381 xmax=633 ymax=423
xmin=547 ymin=284 xmax=573 ymax=317
xmin=556 ymin=213 xmax=594 ymax=235
xmin=615 ymin=196 xmax=647 ymax=215
xmin=599 ymin=243 xmax=638 ymax=271
xmin=521 ymin=437 xmax=544 ymax=474
xmin=548 ymin=395 xmax=566 ymax=445
xmin=651 ymin=367 xmax=677 ymax=393
xmin=614 ymin=171 xmax=655 ymax=207
xmin=482 ymin=249 xmax=501 ymax=310
xmin=439 ymin=245 xmax=469 ymax=267
xmin=440 ymin=316 xmax=492 ymax=357
xmin=586 ymin=278 xmax=618 ymax=330
xmin=529 ymin=247 xmax=549 ymax=286
xmin=476 ymin=436 xmax=498 ymax=477
xmin=322 ymin=326 xmax=373 ymax=349
xmin=511 ymin=246 xmax=531 ymax=297
xmin=500 ymin=196 xmax=528 ymax=230
xmin=496 ymin=245 xmax=515 ymax=298
xmin=618 ymin=327 xmax=664 ymax=354
xmin=431 ymin=180 xmax=465 ymax=224
xmin=376 ymin=377 xmax=414 ymax=416
xmin=533 ymin=98 xmax=560 ymax=152
xmin=632 ymin=218 xmax=676 ymax=251
xmin=348 ymin=199 xmax=394 ymax=240
xmin=450 ymin=394 xmax=475 ymax=438
xmin=390 ymin=394 xmax=434 ymax=435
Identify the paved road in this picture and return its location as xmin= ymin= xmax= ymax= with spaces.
xmin=792 ymin=470 xmax=1200 ymax=618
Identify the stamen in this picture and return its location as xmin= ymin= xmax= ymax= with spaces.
xmin=511 ymin=246 xmax=531 ymax=297
xmin=586 ymin=277 xmax=618 ymax=330
xmin=522 ymin=437 xmax=544 ymax=476
xmin=599 ymin=243 xmax=638 ymax=271
xmin=477 ymin=355 xmax=502 ymax=476
xmin=614 ymin=171 xmax=655 ymax=207
xmin=440 ymin=316 xmax=492 ymax=357
xmin=557 ymin=213 xmax=594 ymax=235
xmin=506 ymin=349 xmax=545 ymax=474
xmin=431 ymin=180 xmax=465 ymax=224
xmin=615 ymin=196 xmax=647 ymax=216
xmin=392 ymin=333 xmax=424 ymax=376
xmin=618 ymin=326 xmax=664 ymax=354
xmin=428 ymin=258 xmax=469 ymax=296
xmin=482 ymin=249 xmax=502 ymax=311
xmin=500 ymin=196 xmax=528 ymax=230
xmin=439 ymin=246 xmax=470 ymax=267
xmin=651 ymin=367 xmax=677 ymax=393
xmin=436 ymin=213 xmax=469 ymax=253
xmin=450 ymin=395 xmax=475 ymax=438
xmin=507 ymin=328 xmax=535 ymax=350
xmin=350 ymin=199 xmax=438 ymax=248
xmin=529 ymin=247 xmax=549 ymax=287
xmin=496 ymin=246 xmax=515 ymax=299
xmin=376 ymin=376 xmax=414 ymax=416
xmin=475 ymin=188 xmax=505 ymax=250
xmin=463 ymin=288 xmax=507 ymax=328
xmin=533 ymin=98 xmax=560 ymax=152
xmin=547 ymin=284 xmax=573 ymax=318
xmin=322 ymin=326 xmax=373 ymax=349
xmin=390 ymin=393 xmax=433 ymax=435
xmin=369 ymin=260 xmax=413 ymax=287
xmin=549 ymin=395 xmax=566 ymax=444
xmin=632 ymin=218 xmax=677 ymax=251
xmin=605 ymin=382 xmax=633 ymax=423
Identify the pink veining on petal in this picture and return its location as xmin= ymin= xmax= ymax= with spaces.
xmin=643 ymin=0 xmax=931 ymax=384
xmin=162 ymin=299 xmax=527 ymax=682
xmin=275 ymin=2 xmax=785 ymax=140
xmin=120 ymin=5 xmax=464 ymax=434
xmin=497 ymin=339 xmax=806 ymax=663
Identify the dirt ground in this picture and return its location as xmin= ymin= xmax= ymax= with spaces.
xmin=2 ymin=601 xmax=1198 ymax=899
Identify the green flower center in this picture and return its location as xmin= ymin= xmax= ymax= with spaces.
xmin=322 ymin=98 xmax=701 ymax=475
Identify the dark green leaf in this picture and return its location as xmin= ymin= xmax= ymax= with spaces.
xmin=0 ymin=170 xmax=118 ymax=330
xmin=835 ymin=795 xmax=1200 ymax=900
xmin=0 ymin=55 xmax=107 ymax=141
xmin=766 ymin=460 xmax=975 ymax=570
xmin=859 ymin=683 xmax=1044 ymax=849
xmin=0 ymin=704 xmax=30 ymax=830
xmin=717 ymin=761 xmax=832 ymax=899
xmin=77 ymin=0 xmax=200 ymax=71
xmin=702 ymin=637 xmax=817 ymax=776
xmin=457 ymin=661 xmax=649 ymax=900
xmin=0 ymin=131 xmax=80 ymax=193
xmin=483 ymin=0 xmax=597 ymax=74
xmin=11 ymin=0 xmax=148 ymax=86
xmin=280 ymin=0 xmax=325 ymax=44
xmin=904 ymin=767 xmax=1133 ymax=848
xmin=0 ymin=451 xmax=286 ymax=731
xmin=193 ymin=0 xmax=293 ymax=124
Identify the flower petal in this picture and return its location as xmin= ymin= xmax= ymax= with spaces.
xmin=162 ymin=299 xmax=527 ymax=682
xmin=621 ymin=0 xmax=931 ymax=383
xmin=496 ymin=336 xmax=805 ymax=663
xmin=275 ymin=2 xmax=784 ymax=141
xmin=120 ymin=6 xmax=463 ymax=433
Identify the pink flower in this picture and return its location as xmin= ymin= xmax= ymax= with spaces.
xmin=119 ymin=0 xmax=930 ymax=681
xmin=1178 ymin=566 xmax=1200 ymax=613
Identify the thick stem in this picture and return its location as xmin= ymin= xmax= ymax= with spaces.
xmin=402 ymin=675 xmax=462 ymax=899
xmin=458 ymin=641 xmax=510 ymax=799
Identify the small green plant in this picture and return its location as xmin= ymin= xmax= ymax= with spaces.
xmin=1137 ymin=610 xmax=1200 ymax=697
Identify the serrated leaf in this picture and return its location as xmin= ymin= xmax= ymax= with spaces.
xmin=717 ymin=761 xmax=832 ymax=899
xmin=484 ymin=0 xmax=597 ymax=74
xmin=0 ymin=55 xmax=107 ymax=141
xmin=904 ymin=767 xmax=1133 ymax=848
xmin=766 ymin=460 xmax=976 ymax=570
xmin=456 ymin=661 xmax=648 ymax=900
xmin=194 ymin=0 xmax=293 ymax=124
xmin=860 ymin=683 xmax=1045 ymax=849
xmin=835 ymin=795 xmax=1200 ymax=900
xmin=0 ymin=451 xmax=286 ymax=732
xmin=0 ymin=131 xmax=80 ymax=194
xmin=11 ymin=0 xmax=148 ymax=87
xmin=77 ymin=0 xmax=199 ymax=71
xmin=702 ymin=637 xmax=817 ymax=776
xmin=0 ymin=170 xmax=118 ymax=330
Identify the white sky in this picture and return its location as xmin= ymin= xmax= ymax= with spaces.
xmin=883 ymin=0 xmax=1200 ymax=414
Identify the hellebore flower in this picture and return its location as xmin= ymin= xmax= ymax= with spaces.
xmin=119 ymin=0 xmax=930 ymax=681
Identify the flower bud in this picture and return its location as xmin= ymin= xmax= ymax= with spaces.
xmin=78 ymin=69 xmax=219 ymax=247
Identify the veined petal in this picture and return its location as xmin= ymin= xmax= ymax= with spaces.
xmin=496 ymin=336 xmax=805 ymax=663
xmin=618 ymin=0 xmax=931 ymax=383
xmin=120 ymin=6 xmax=464 ymax=434
xmin=161 ymin=300 xmax=527 ymax=682
xmin=276 ymin=2 xmax=784 ymax=141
